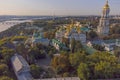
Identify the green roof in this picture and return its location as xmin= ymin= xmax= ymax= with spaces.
xmin=52 ymin=39 xmax=66 ymax=48
xmin=83 ymin=45 xmax=97 ymax=54
xmin=80 ymin=27 xmax=90 ymax=32
xmin=52 ymin=39 xmax=69 ymax=50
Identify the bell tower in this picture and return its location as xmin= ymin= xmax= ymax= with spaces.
xmin=97 ymin=0 xmax=110 ymax=36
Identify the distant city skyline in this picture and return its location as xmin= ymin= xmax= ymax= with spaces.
xmin=0 ymin=0 xmax=120 ymax=16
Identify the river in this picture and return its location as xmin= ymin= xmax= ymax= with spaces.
xmin=0 ymin=20 xmax=32 ymax=32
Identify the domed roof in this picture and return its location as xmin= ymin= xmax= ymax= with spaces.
xmin=104 ymin=4 xmax=109 ymax=9
xmin=103 ymin=0 xmax=109 ymax=9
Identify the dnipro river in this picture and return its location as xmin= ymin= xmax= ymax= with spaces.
xmin=0 ymin=20 xmax=31 ymax=32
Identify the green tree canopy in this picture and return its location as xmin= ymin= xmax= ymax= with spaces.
xmin=87 ymin=30 xmax=98 ymax=39
xmin=0 ymin=64 xmax=9 ymax=76
xmin=77 ymin=63 xmax=90 ymax=80
xmin=69 ymin=51 xmax=86 ymax=68
xmin=51 ymin=53 xmax=70 ymax=75
xmin=0 ymin=76 xmax=13 ymax=80
xmin=30 ymin=64 xmax=44 ymax=79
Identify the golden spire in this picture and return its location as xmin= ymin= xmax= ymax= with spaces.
xmin=106 ymin=0 xmax=109 ymax=6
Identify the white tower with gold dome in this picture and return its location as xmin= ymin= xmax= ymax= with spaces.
xmin=97 ymin=0 xmax=110 ymax=36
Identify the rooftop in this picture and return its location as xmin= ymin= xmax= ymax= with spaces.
xmin=11 ymin=54 xmax=30 ymax=73
xmin=11 ymin=54 xmax=32 ymax=80
xmin=52 ymin=39 xmax=66 ymax=47
xmin=80 ymin=27 xmax=90 ymax=32
xmin=83 ymin=45 xmax=97 ymax=54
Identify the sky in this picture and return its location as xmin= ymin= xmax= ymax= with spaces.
xmin=0 ymin=0 xmax=119 ymax=16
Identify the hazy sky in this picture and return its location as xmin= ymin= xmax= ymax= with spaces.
xmin=0 ymin=0 xmax=119 ymax=16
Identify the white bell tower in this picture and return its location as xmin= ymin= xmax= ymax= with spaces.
xmin=97 ymin=0 xmax=110 ymax=36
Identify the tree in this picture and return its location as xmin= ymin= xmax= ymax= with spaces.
xmin=70 ymin=39 xmax=83 ymax=53
xmin=88 ymin=30 xmax=98 ymax=39
xmin=48 ymin=46 xmax=57 ymax=58
xmin=44 ymin=32 xmax=49 ymax=39
xmin=70 ymin=38 xmax=76 ymax=53
xmin=74 ymin=41 xmax=83 ymax=52
xmin=28 ymin=47 xmax=46 ymax=60
xmin=87 ymin=52 xmax=120 ymax=79
xmin=30 ymin=64 xmax=44 ymax=79
xmin=51 ymin=53 xmax=71 ymax=75
xmin=94 ymin=61 xmax=115 ymax=79
xmin=69 ymin=51 xmax=86 ymax=75
xmin=114 ymin=47 xmax=120 ymax=58
xmin=63 ymin=72 xmax=70 ymax=77
xmin=16 ymin=43 xmax=28 ymax=60
xmin=92 ymin=44 xmax=104 ymax=51
xmin=69 ymin=51 xmax=86 ymax=69
xmin=62 ymin=37 xmax=69 ymax=47
xmin=77 ymin=63 xmax=90 ymax=80
xmin=43 ymin=31 xmax=55 ymax=39
xmin=1 ymin=48 xmax=14 ymax=65
xmin=0 ymin=76 xmax=13 ymax=80
xmin=88 ymin=52 xmax=118 ymax=64
xmin=0 ymin=64 xmax=9 ymax=76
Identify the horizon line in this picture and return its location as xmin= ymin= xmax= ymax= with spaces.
xmin=0 ymin=14 xmax=119 ymax=17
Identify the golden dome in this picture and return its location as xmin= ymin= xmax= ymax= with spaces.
xmin=103 ymin=0 xmax=109 ymax=9
xmin=104 ymin=4 xmax=109 ymax=9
